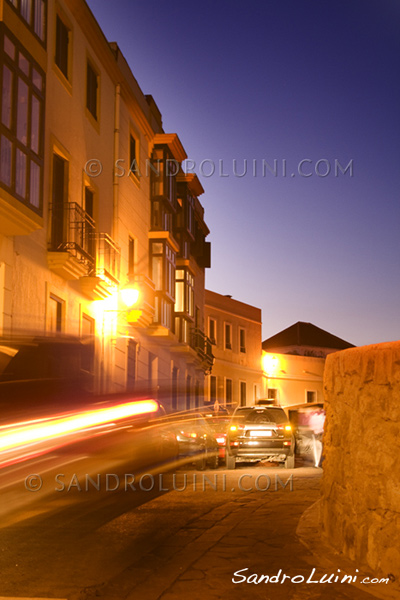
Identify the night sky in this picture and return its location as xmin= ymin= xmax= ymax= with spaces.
xmin=86 ymin=0 xmax=400 ymax=346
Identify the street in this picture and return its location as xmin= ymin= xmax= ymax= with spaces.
xmin=0 ymin=460 xmax=385 ymax=600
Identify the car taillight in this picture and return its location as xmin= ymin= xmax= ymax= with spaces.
xmin=177 ymin=431 xmax=197 ymax=440
xmin=230 ymin=425 xmax=244 ymax=432
xmin=283 ymin=440 xmax=292 ymax=446
xmin=277 ymin=424 xmax=292 ymax=432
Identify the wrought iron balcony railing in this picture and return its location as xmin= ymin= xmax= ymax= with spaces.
xmin=49 ymin=202 xmax=95 ymax=268
xmin=190 ymin=328 xmax=214 ymax=373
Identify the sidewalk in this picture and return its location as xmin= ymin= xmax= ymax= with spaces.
xmin=73 ymin=467 xmax=395 ymax=600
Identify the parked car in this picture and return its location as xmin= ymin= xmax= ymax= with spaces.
xmin=173 ymin=412 xmax=219 ymax=470
xmin=226 ymin=405 xmax=295 ymax=469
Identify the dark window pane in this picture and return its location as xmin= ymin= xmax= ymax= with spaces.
xmin=20 ymin=0 xmax=32 ymax=24
xmin=31 ymin=94 xmax=40 ymax=153
xmin=86 ymin=62 xmax=98 ymax=119
xmin=85 ymin=187 xmax=94 ymax=217
xmin=1 ymin=67 xmax=13 ymax=128
xmin=0 ymin=136 xmax=12 ymax=187
xmin=55 ymin=15 xmax=69 ymax=78
xmin=15 ymin=149 xmax=27 ymax=198
xmin=30 ymin=160 xmax=40 ymax=208
xmin=4 ymin=36 xmax=16 ymax=60
xmin=18 ymin=52 xmax=29 ymax=75
xmin=34 ymin=0 xmax=45 ymax=41
xmin=16 ymin=78 xmax=29 ymax=145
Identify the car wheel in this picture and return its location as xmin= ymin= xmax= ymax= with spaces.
xmin=284 ymin=454 xmax=295 ymax=469
xmin=195 ymin=448 xmax=207 ymax=471
xmin=226 ymin=453 xmax=236 ymax=470
xmin=208 ymin=452 xmax=219 ymax=470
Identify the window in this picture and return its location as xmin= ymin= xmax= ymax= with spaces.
xmin=224 ymin=323 xmax=232 ymax=350
xmin=129 ymin=133 xmax=139 ymax=178
xmin=51 ymin=153 xmax=67 ymax=249
xmin=240 ymin=381 xmax=246 ymax=406
xmin=174 ymin=316 xmax=189 ymax=343
xmin=48 ymin=294 xmax=63 ymax=332
xmin=151 ymin=241 xmax=175 ymax=297
xmin=128 ymin=237 xmax=135 ymax=276
xmin=84 ymin=186 xmax=94 ymax=218
xmin=83 ymin=186 xmax=95 ymax=258
xmin=172 ymin=366 xmax=178 ymax=411
xmin=186 ymin=374 xmax=191 ymax=410
xmin=81 ymin=313 xmax=94 ymax=373
xmin=210 ymin=375 xmax=217 ymax=404
xmin=6 ymin=0 xmax=46 ymax=43
xmin=175 ymin=268 xmax=194 ymax=317
xmin=148 ymin=353 xmax=158 ymax=391
xmin=225 ymin=378 xmax=232 ymax=405
xmin=0 ymin=31 xmax=45 ymax=211
xmin=150 ymin=146 xmax=177 ymax=212
xmin=268 ymin=388 xmax=278 ymax=401
xmin=208 ymin=318 xmax=216 ymax=344
xmin=151 ymin=241 xmax=176 ymax=328
xmin=55 ymin=15 xmax=69 ymax=79
xmin=126 ymin=339 xmax=137 ymax=391
xmin=86 ymin=61 xmax=98 ymax=120
xmin=239 ymin=328 xmax=246 ymax=353
xmin=306 ymin=390 xmax=317 ymax=403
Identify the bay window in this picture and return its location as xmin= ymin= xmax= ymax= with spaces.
xmin=150 ymin=240 xmax=176 ymax=328
xmin=0 ymin=28 xmax=45 ymax=212
xmin=6 ymin=0 xmax=46 ymax=44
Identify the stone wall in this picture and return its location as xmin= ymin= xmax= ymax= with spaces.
xmin=321 ymin=341 xmax=400 ymax=582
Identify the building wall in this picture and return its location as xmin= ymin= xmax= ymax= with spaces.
xmin=262 ymin=351 xmax=325 ymax=407
xmin=321 ymin=342 xmax=400 ymax=585
xmin=205 ymin=290 xmax=263 ymax=408
xmin=0 ymin=0 xmax=211 ymax=408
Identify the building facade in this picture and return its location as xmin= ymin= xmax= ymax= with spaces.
xmin=262 ymin=321 xmax=355 ymax=407
xmin=0 ymin=0 xmax=212 ymax=409
xmin=204 ymin=290 xmax=263 ymax=409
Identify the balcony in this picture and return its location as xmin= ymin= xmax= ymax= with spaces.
xmin=190 ymin=328 xmax=214 ymax=373
xmin=48 ymin=202 xmax=95 ymax=279
xmin=80 ymin=234 xmax=121 ymax=300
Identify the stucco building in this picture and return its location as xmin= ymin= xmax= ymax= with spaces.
xmin=0 ymin=0 xmax=212 ymax=409
xmin=262 ymin=321 xmax=354 ymax=407
xmin=204 ymin=290 xmax=263 ymax=409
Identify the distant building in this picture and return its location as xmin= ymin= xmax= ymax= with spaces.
xmin=204 ymin=291 xmax=263 ymax=409
xmin=262 ymin=322 xmax=354 ymax=407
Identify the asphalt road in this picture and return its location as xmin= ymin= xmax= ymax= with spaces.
xmin=0 ymin=458 xmax=389 ymax=600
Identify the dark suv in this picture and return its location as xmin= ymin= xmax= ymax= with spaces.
xmin=226 ymin=406 xmax=295 ymax=469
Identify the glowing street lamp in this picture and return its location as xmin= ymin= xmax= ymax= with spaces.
xmin=120 ymin=285 xmax=140 ymax=308
xmin=262 ymin=354 xmax=279 ymax=375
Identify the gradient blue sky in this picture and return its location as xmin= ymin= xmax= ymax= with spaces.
xmin=86 ymin=0 xmax=400 ymax=347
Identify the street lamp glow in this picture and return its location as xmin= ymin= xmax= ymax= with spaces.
xmin=262 ymin=354 xmax=279 ymax=375
xmin=120 ymin=286 xmax=140 ymax=308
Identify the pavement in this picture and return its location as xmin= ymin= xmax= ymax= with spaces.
xmin=1 ymin=464 xmax=397 ymax=600
xmin=64 ymin=466 xmax=396 ymax=600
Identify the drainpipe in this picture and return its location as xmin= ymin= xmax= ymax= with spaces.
xmin=113 ymin=84 xmax=121 ymax=241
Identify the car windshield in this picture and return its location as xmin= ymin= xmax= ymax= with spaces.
xmin=233 ymin=407 xmax=288 ymax=425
